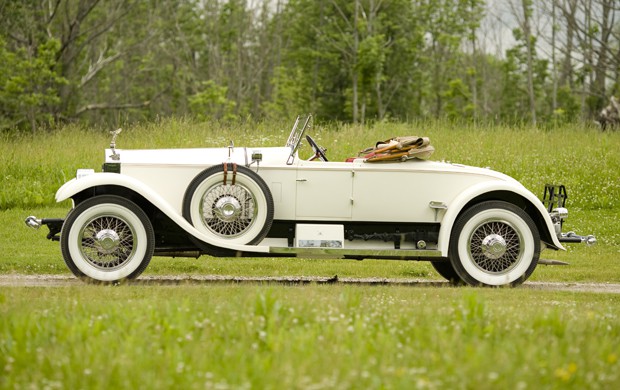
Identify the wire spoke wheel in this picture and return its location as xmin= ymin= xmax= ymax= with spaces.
xmin=201 ymin=183 xmax=256 ymax=238
xmin=449 ymin=201 xmax=540 ymax=287
xmin=61 ymin=195 xmax=154 ymax=283
xmin=79 ymin=215 xmax=136 ymax=270
xmin=468 ymin=220 xmax=523 ymax=274
xmin=184 ymin=164 xmax=274 ymax=246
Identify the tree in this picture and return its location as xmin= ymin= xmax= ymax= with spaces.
xmin=0 ymin=36 xmax=66 ymax=131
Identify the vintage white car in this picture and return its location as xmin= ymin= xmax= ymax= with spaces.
xmin=26 ymin=116 xmax=595 ymax=286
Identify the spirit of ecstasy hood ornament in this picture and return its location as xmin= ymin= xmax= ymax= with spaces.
xmin=109 ymin=128 xmax=122 ymax=160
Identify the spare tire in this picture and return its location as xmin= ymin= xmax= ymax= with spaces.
xmin=183 ymin=164 xmax=274 ymax=245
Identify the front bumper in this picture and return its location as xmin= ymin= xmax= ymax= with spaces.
xmin=24 ymin=216 xmax=64 ymax=241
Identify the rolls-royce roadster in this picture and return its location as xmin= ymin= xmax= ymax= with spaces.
xmin=25 ymin=115 xmax=595 ymax=286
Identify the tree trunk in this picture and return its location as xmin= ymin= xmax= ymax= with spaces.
xmin=521 ymin=0 xmax=537 ymax=125
xmin=352 ymin=0 xmax=360 ymax=123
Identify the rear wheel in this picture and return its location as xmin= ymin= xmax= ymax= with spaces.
xmin=449 ymin=201 xmax=540 ymax=287
xmin=60 ymin=195 xmax=154 ymax=283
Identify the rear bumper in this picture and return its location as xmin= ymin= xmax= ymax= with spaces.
xmin=558 ymin=231 xmax=597 ymax=245
xmin=544 ymin=184 xmax=596 ymax=246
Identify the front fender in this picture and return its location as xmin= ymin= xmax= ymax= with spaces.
xmin=437 ymin=180 xmax=564 ymax=256
xmin=55 ymin=173 xmax=270 ymax=254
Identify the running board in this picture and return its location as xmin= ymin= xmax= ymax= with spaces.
xmin=269 ymin=247 xmax=442 ymax=260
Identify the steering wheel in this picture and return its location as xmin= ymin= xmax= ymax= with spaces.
xmin=305 ymin=135 xmax=328 ymax=162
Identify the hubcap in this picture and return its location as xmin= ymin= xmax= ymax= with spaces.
xmin=469 ymin=220 xmax=522 ymax=274
xmin=80 ymin=215 xmax=135 ymax=270
xmin=200 ymin=184 xmax=256 ymax=238
xmin=214 ymin=196 xmax=242 ymax=221
xmin=481 ymin=234 xmax=507 ymax=259
xmin=95 ymin=229 xmax=121 ymax=254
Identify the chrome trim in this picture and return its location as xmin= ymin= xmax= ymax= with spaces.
xmin=559 ymin=232 xmax=597 ymax=246
xmin=481 ymin=234 xmax=507 ymax=259
xmin=25 ymin=216 xmax=42 ymax=229
xmin=109 ymin=128 xmax=122 ymax=161
xmin=95 ymin=229 xmax=121 ymax=254
xmin=429 ymin=201 xmax=447 ymax=209
xmin=429 ymin=201 xmax=447 ymax=221
xmin=550 ymin=207 xmax=568 ymax=222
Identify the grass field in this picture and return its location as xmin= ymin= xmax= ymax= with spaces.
xmin=2 ymin=285 xmax=620 ymax=389
xmin=1 ymin=118 xmax=620 ymax=388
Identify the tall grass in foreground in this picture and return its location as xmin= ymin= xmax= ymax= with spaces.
xmin=1 ymin=286 xmax=619 ymax=389
xmin=1 ymin=117 xmax=619 ymax=210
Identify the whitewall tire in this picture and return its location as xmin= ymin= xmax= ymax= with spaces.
xmin=449 ymin=201 xmax=540 ymax=287
xmin=60 ymin=195 xmax=154 ymax=282
xmin=183 ymin=164 xmax=274 ymax=245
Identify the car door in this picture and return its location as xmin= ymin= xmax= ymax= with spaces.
xmin=295 ymin=161 xmax=353 ymax=220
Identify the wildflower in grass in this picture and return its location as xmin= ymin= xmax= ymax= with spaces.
xmin=554 ymin=362 xmax=577 ymax=382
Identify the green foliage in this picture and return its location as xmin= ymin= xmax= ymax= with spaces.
xmin=0 ymin=37 xmax=66 ymax=131
xmin=188 ymin=81 xmax=237 ymax=121
xmin=444 ymin=78 xmax=474 ymax=119
xmin=263 ymin=66 xmax=309 ymax=120
xmin=0 ymin=0 xmax=615 ymax=128
xmin=552 ymin=85 xmax=581 ymax=124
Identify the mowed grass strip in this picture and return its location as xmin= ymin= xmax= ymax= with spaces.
xmin=1 ymin=285 xmax=619 ymax=389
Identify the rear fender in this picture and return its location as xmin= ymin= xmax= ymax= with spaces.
xmin=437 ymin=181 xmax=564 ymax=256
xmin=55 ymin=173 xmax=270 ymax=254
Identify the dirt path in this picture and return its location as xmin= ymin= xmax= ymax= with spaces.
xmin=1 ymin=274 xmax=620 ymax=293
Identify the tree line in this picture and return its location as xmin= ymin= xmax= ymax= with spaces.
xmin=1 ymin=0 xmax=618 ymax=131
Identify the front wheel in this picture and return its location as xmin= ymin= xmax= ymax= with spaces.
xmin=60 ymin=195 xmax=155 ymax=283
xmin=448 ymin=201 xmax=540 ymax=287
xmin=430 ymin=261 xmax=465 ymax=285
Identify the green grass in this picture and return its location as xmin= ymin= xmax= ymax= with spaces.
xmin=1 ymin=286 xmax=620 ymax=389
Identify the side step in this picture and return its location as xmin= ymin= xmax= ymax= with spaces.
xmin=270 ymin=247 xmax=442 ymax=261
